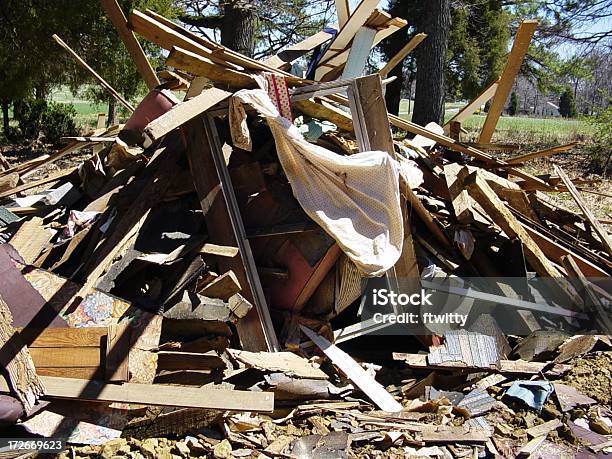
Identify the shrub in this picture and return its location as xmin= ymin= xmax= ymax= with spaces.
xmin=559 ymin=88 xmax=577 ymax=118
xmin=508 ymin=91 xmax=519 ymax=116
xmin=41 ymin=102 xmax=77 ymax=144
xmin=587 ymin=105 xmax=612 ymax=175
xmin=12 ymin=99 xmax=77 ymax=145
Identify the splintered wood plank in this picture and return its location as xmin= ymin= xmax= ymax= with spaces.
xmin=444 ymin=79 xmax=499 ymax=128
xmin=9 ymin=217 xmax=53 ymax=265
xmin=0 ymin=167 xmax=76 ymax=199
xmin=0 ymin=294 xmax=45 ymax=411
xmin=144 ymin=87 xmax=230 ymax=143
xmin=228 ymin=349 xmax=327 ymax=379
xmin=444 ymin=163 xmax=474 ymax=224
xmin=0 ymin=376 xmax=274 ymax=412
xmin=479 ymin=20 xmax=538 ymax=143
xmin=521 ymin=223 xmax=608 ymax=277
xmin=100 ymin=0 xmax=159 ymax=89
xmin=182 ymin=117 xmax=274 ymax=352
xmin=198 ymin=270 xmax=241 ymax=300
xmin=554 ymin=165 xmax=612 ymax=256
xmin=167 ymin=47 xmax=257 ymax=89
xmin=52 ymin=35 xmax=135 ymax=112
xmin=379 ymin=33 xmax=427 ymax=78
xmin=506 ymin=142 xmax=577 ymax=165
xmin=316 ymin=0 xmax=381 ymax=78
xmin=302 ymin=326 xmax=402 ymax=412
xmin=464 ymin=171 xmax=564 ymax=280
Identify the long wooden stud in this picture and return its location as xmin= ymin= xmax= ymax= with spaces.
xmin=0 ymin=376 xmax=274 ymax=412
xmin=100 ymin=0 xmax=159 ymax=89
xmin=479 ymin=20 xmax=537 ymax=143
xmin=335 ymin=0 xmax=350 ymax=27
xmin=379 ymin=33 xmax=427 ymax=78
xmin=52 ymin=35 xmax=135 ymax=112
xmin=506 ymin=142 xmax=577 ymax=165
xmin=554 ymin=165 xmax=612 ymax=256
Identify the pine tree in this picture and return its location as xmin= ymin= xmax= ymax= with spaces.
xmin=559 ymin=88 xmax=577 ymax=118
xmin=509 ymin=91 xmax=519 ymax=115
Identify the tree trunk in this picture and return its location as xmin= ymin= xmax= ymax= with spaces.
xmin=411 ymin=0 xmax=450 ymax=126
xmin=1 ymin=100 xmax=9 ymax=134
xmin=221 ymin=1 xmax=255 ymax=57
xmin=107 ymin=98 xmax=116 ymax=126
xmin=380 ymin=0 xmax=410 ymax=116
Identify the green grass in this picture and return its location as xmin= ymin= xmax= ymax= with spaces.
xmin=398 ymin=99 xmax=594 ymax=145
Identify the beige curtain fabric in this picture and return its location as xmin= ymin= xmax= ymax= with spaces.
xmin=229 ymin=89 xmax=403 ymax=277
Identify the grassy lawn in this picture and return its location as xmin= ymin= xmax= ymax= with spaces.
xmin=398 ymin=99 xmax=593 ymax=145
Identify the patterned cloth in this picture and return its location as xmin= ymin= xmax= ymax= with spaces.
xmin=264 ymin=73 xmax=293 ymax=121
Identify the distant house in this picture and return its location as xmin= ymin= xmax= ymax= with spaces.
xmin=530 ymin=100 xmax=561 ymax=117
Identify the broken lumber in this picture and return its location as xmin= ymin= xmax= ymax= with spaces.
xmin=506 ymin=142 xmax=577 ymax=165
xmin=379 ymin=33 xmax=427 ymax=78
xmin=301 ymin=326 xmax=402 ymax=412
xmin=52 ymin=34 xmax=135 ymax=112
xmin=554 ymin=165 xmax=612 ymax=256
xmin=100 ymin=0 xmax=159 ymax=89
xmin=144 ymin=87 xmax=230 ymax=144
xmin=0 ymin=376 xmax=274 ymax=412
xmin=479 ymin=20 xmax=538 ymax=143
xmin=198 ymin=270 xmax=241 ymax=300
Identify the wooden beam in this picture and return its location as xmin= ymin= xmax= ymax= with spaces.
xmin=52 ymin=35 xmax=135 ymax=112
xmin=316 ymin=0 xmax=381 ymax=78
xmin=464 ymin=171 xmax=563 ymax=278
xmin=144 ymin=87 xmax=230 ymax=144
xmin=100 ymin=0 xmax=159 ymax=89
xmin=479 ymin=20 xmax=538 ymax=143
xmin=0 ymin=167 xmax=76 ymax=200
xmin=335 ymin=0 xmax=350 ymax=27
xmin=0 ymin=375 xmax=274 ymax=412
xmin=379 ymin=33 xmax=427 ymax=78
xmin=444 ymin=79 xmax=499 ymax=128
xmin=302 ymin=326 xmax=402 ymax=412
xmin=166 ymin=47 xmax=258 ymax=89
xmin=554 ymin=165 xmax=612 ymax=256
xmin=507 ymin=142 xmax=578 ymax=165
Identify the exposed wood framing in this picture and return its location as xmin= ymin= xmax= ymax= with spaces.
xmin=335 ymin=0 xmax=350 ymax=27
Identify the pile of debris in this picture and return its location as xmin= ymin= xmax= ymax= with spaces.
xmin=0 ymin=0 xmax=610 ymax=457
